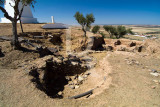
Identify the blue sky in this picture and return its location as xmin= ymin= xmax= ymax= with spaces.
xmin=0 ymin=0 xmax=160 ymax=25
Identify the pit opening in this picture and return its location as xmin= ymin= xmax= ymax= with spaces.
xmin=29 ymin=58 xmax=88 ymax=98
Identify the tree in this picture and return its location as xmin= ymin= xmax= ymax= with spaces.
xmin=74 ymin=12 xmax=95 ymax=37
xmin=92 ymin=25 xmax=100 ymax=34
xmin=103 ymin=25 xmax=117 ymax=38
xmin=116 ymin=26 xmax=133 ymax=38
xmin=103 ymin=25 xmax=133 ymax=39
xmin=0 ymin=0 xmax=36 ymax=49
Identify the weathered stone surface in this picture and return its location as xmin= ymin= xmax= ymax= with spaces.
xmin=78 ymin=76 xmax=84 ymax=82
xmin=129 ymin=42 xmax=136 ymax=47
xmin=116 ymin=46 xmax=126 ymax=51
xmin=49 ymin=33 xmax=63 ymax=45
xmin=75 ymin=85 xmax=80 ymax=89
xmin=37 ymin=47 xmax=59 ymax=57
xmin=106 ymin=46 xmax=113 ymax=51
xmin=90 ymin=36 xmax=105 ymax=51
xmin=150 ymin=72 xmax=160 ymax=77
xmin=114 ymin=40 xmax=121 ymax=46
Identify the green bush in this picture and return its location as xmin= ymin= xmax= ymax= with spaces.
xmin=103 ymin=25 xmax=133 ymax=39
xmin=92 ymin=25 xmax=100 ymax=34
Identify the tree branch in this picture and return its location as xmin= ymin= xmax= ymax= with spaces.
xmin=17 ymin=5 xmax=24 ymax=20
xmin=14 ymin=0 xmax=20 ymax=19
xmin=0 ymin=6 xmax=13 ymax=21
xmin=9 ymin=2 xmax=14 ymax=7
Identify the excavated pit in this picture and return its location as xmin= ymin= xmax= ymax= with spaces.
xmin=29 ymin=58 xmax=88 ymax=98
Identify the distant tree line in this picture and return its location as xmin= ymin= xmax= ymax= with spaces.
xmin=74 ymin=12 xmax=133 ymax=39
xmin=103 ymin=25 xmax=133 ymax=39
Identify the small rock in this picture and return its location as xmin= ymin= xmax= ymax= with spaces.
xmin=150 ymin=72 xmax=160 ymax=77
xmin=65 ymin=76 xmax=71 ymax=81
xmin=129 ymin=42 xmax=136 ymax=47
xmin=83 ymin=75 xmax=88 ymax=78
xmin=68 ymin=83 xmax=73 ymax=85
xmin=106 ymin=46 xmax=113 ymax=51
xmin=74 ymin=75 xmax=78 ymax=79
xmin=75 ymin=85 xmax=79 ymax=89
xmin=114 ymin=40 xmax=121 ymax=45
xmin=71 ymin=61 xmax=79 ymax=66
xmin=58 ymin=91 xmax=63 ymax=96
xmin=70 ymin=85 xmax=75 ymax=89
xmin=78 ymin=76 xmax=84 ymax=82
xmin=151 ymin=69 xmax=157 ymax=73
xmin=73 ymin=80 xmax=78 ymax=85
xmin=153 ymin=80 xmax=159 ymax=83
xmin=151 ymin=86 xmax=156 ymax=89
xmin=86 ymin=72 xmax=91 ymax=75
xmin=127 ymin=61 xmax=132 ymax=65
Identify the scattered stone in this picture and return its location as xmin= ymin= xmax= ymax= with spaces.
xmin=150 ymin=72 xmax=160 ymax=77
xmin=151 ymin=69 xmax=157 ymax=73
xmin=129 ymin=42 xmax=136 ymax=47
xmin=78 ymin=76 xmax=84 ymax=82
xmin=126 ymin=59 xmax=140 ymax=65
xmin=151 ymin=86 xmax=156 ymax=89
xmin=74 ymin=75 xmax=78 ymax=79
xmin=73 ymin=80 xmax=78 ymax=85
xmin=83 ymin=75 xmax=88 ymax=78
xmin=153 ymin=80 xmax=159 ymax=83
xmin=80 ymin=56 xmax=93 ymax=62
xmin=75 ymin=85 xmax=80 ymax=89
xmin=65 ymin=76 xmax=72 ymax=81
xmin=117 ymin=46 xmax=126 ymax=51
xmin=71 ymin=61 xmax=79 ymax=66
xmin=106 ymin=46 xmax=113 ymax=51
xmin=58 ymin=91 xmax=63 ymax=96
xmin=70 ymin=85 xmax=75 ymax=89
xmin=86 ymin=72 xmax=91 ymax=75
xmin=37 ymin=47 xmax=59 ymax=57
xmin=114 ymin=40 xmax=121 ymax=45
xmin=137 ymin=46 xmax=144 ymax=52
xmin=68 ymin=54 xmax=80 ymax=62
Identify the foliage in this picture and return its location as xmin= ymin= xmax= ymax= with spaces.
xmin=103 ymin=25 xmax=133 ymax=39
xmin=92 ymin=25 xmax=100 ymax=34
xmin=74 ymin=11 xmax=95 ymax=37
xmin=103 ymin=25 xmax=117 ymax=38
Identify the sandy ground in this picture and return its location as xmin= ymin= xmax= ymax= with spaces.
xmin=0 ymin=24 xmax=160 ymax=106
xmin=0 ymin=51 xmax=160 ymax=107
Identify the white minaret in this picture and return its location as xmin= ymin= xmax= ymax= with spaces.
xmin=51 ymin=16 xmax=54 ymax=24
xmin=1 ymin=0 xmax=38 ymax=23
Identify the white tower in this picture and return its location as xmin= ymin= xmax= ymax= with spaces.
xmin=1 ymin=0 xmax=38 ymax=23
xmin=51 ymin=16 xmax=54 ymax=24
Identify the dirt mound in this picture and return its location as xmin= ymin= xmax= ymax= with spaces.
xmin=144 ymin=39 xmax=160 ymax=54
xmin=73 ymin=32 xmax=106 ymax=51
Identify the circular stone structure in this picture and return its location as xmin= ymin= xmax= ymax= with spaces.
xmin=1 ymin=0 xmax=38 ymax=23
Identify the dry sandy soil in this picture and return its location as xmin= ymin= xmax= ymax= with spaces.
xmin=0 ymin=24 xmax=160 ymax=107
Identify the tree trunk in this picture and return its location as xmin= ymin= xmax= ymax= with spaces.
xmin=20 ymin=19 xmax=24 ymax=33
xmin=11 ymin=20 xmax=21 ymax=49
